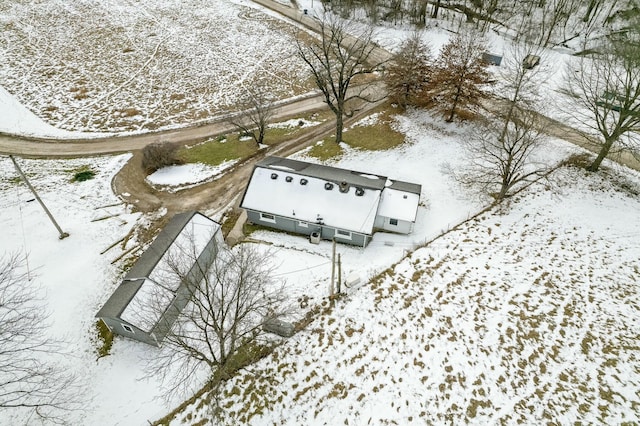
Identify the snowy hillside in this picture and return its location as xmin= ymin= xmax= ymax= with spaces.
xmin=174 ymin=162 xmax=640 ymax=425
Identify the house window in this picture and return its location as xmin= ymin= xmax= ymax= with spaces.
xmin=260 ymin=213 xmax=276 ymax=223
xmin=336 ymin=229 xmax=352 ymax=240
xmin=389 ymin=218 xmax=398 ymax=226
xmin=121 ymin=324 xmax=134 ymax=334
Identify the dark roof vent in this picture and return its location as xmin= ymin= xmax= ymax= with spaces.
xmin=300 ymin=178 xmax=308 ymax=185
xmin=355 ymin=187 xmax=365 ymax=196
xmin=324 ymin=182 xmax=334 ymax=190
xmin=285 ymin=176 xmax=293 ymax=183
xmin=339 ymin=181 xmax=348 ymax=193
xmin=271 ymin=173 xmax=278 ymax=180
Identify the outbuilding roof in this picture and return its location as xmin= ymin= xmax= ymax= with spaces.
xmin=96 ymin=211 xmax=221 ymax=335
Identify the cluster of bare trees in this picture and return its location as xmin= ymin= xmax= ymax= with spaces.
xmin=344 ymin=2 xmax=637 ymax=196
xmin=0 ymin=253 xmax=80 ymax=423
xmin=386 ymin=28 xmax=492 ymax=121
xmin=231 ymin=2 xmax=637 ymax=188
xmin=295 ymin=15 xmax=549 ymax=200
xmin=322 ymin=0 xmax=429 ymax=25
xmin=320 ymin=0 xmax=639 ymax=49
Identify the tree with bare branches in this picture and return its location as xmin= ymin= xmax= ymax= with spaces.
xmin=296 ymin=16 xmax=387 ymax=143
xmin=0 ymin=253 xmax=80 ymax=423
xmin=562 ymin=33 xmax=640 ymax=172
xmin=494 ymin=44 xmax=549 ymax=139
xmin=144 ymin=240 xmax=288 ymax=399
xmin=385 ymin=31 xmax=433 ymax=109
xmin=461 ymin=111 xmax=548 ymax=200
xmin=229 ymin=89 xmax=275 ymax=148
xmin=459 ymin=44 xmax=550 ymax=201
xmin=428 ymin=29 xmax=491 ymax=122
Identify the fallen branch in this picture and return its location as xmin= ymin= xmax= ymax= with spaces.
xmin=110 ymin=245 xmax=141 ymax=265
xmin=100 ymin=237 xmax=126 ymax=255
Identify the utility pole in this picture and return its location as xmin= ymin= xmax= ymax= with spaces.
xmin=337 ymin=253 xmax=342 ymax=294
xmin=10 ymin=155 xmax=70 ymax=240
xmin=330 ymin=238 xmax=336 ymax=299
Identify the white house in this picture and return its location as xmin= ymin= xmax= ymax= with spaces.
xmin=240 ymin=156 xmax=421 ymax=247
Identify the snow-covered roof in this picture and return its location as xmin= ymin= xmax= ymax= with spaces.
xmin=119 ymin=278 xmax=174 ymax=333
xmin=241 ymin=157 xmax=386 ymax=234
xmin=241 ymin=156 xmax=422 ymax=234
xmin=377 ymin=187 xmax=421 ymax=222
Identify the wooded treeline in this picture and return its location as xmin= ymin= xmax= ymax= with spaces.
xmin=321 ymin=0 xmax=639 ymax=48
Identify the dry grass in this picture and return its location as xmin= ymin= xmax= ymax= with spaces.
xmin=2 ymin=1 xmax=315 ymax=132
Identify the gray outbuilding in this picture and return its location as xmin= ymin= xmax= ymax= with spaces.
xmin=96 ymin=211 xmax=223 ymax=346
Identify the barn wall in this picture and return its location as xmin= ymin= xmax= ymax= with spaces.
xmin=247 ymin=210 xmax=370 ymax=246
xmin=99 ymin=317 xmax=159 ymax=346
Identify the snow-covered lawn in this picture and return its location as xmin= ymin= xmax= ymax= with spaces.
xmin=146 ymin=160 xmax=238 ymax=191
xmin=0 ymin=0 xmax=310 ymax=134
xmin=1 ymin=107 xmax=639 ymax=426
xmin=171 ymin=154 xmax=640 ymax=425
xmin=0 ymin=155 xmax=182 ymax=425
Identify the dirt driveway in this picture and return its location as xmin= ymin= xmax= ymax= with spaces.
xmin=112 ymin=98 xmax=386 ymax=217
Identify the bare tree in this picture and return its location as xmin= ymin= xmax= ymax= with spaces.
xmin=562 ymin=37 xmax=640 ymax=172
xmin=385 ymin=31 xmax=434 ymax=109
xmin=229 ymin=89 xmax=275 ymax=148
xmin=144 ymin=240 xmax=288 ymax=399
xmin=493 ymin=44 xmax=549 ymax=140
xmin=296 ymin=16 xmax=387 ymax=143
xmin=461 ymin=111 xmax=548 ymax=200
xmin=428 ymin=29 xmax=491 ymax=122
xmin=0 ymin=253 xmax=80 ymax=423
xmin=456 ymin=43 xmax=550 ymax=201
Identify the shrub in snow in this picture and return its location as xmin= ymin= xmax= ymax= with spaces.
xmin=142 ymin=142 xmax=182 ymax=174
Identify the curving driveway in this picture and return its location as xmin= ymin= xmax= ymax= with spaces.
xmin=0 ymin=92 xmax=330 ymax=157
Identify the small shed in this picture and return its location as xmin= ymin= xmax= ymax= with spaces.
xmin=523 ymin=54 xmax=540 ymax=69
xmin=96 ymin=211 xmax=223 ymax=346
xmin=482 ymin=52 xmax=503 ymax=66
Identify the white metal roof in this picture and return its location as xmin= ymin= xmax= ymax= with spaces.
xmin=242 ymin=166 xmax=382 ymax=234
xmin=377 ymin=187 xmax=421 ymax=222
xmin=120 ymin=278 xmax=173 ymax=333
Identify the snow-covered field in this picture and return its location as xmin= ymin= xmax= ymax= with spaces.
xmin=189 ymin=161 xmax=640 ymax=425
xmin=0 ymin=0 xmax=310 ymax=134
xmin=3 ymin=105 xmax=638 ymax=425
xmin=1 ymin=1 xmax=639 ymax=425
